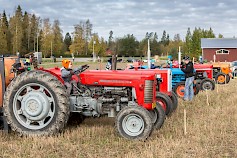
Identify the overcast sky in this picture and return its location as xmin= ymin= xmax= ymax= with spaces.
xmin=0 ymin=0 xmax=237 ymax=41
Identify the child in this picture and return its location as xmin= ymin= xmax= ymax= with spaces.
xmin=61 ymin=59 xmax=83 ymax=95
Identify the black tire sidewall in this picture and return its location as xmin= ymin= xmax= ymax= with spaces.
xmin=156 ymin=92 xmax=173 ymax=116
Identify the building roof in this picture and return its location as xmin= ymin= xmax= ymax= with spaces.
xmin=201 ymin=38 xmax=237 ymax=48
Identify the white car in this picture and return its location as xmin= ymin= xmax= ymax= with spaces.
xmin=231 ymin=61 xmax=237 ymax=78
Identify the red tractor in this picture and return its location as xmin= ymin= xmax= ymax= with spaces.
xmin=1 ymin=56 xmax=166 ymax=140
xmin=125 ymin=68 xmax=177 ymax=116
xmin=165 ymin=62 xmax=215 ymax=91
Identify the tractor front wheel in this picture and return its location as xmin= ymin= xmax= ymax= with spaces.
xmin=169 ymin=91 xmax=178 ymax=111
xmin=3 ymin=70 xmax=70 ymax=136
xmin=215 ymin=73 xmax=230 ymax=84
xmin=156 ymin=92 xmax=173 ymax=116
xmin=115 ymin=106 xmax=153 ymax=140
xmin=200 ymin=78 xmax=215 ymax=90
xmin=149 ymin=102 xmax=165 ymax=130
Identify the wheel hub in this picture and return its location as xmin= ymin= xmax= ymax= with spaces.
xmin=21 ymin=91 xmax=50 ymax=121
xmin=122 ymin=114 xmax=144 ymax=136
xmin=203 ymin=82 xmax=212 ymax=90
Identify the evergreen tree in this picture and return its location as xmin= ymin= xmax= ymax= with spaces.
xmin=218 ymin=34 xmax=224 ymax=38
xmin=108 ymin=30 xmax=113 ymax=48
xmin=207 ymin=27 xmax=215 ymax=38
xmin=117 ymin=34 xmax=139 ymax=56
xmin=9 ymin=5 xmax=24 ymax=54
xmin=29 ymin=14 xmax=39 ymax=52
xmin=63 ymin=32 xmax=72 ymax=52
xmin=191 ymin=27 xmax=202 ymax=57
xmin=184 ymin=27 xmax=192 ymax=56
xmin=22 ymin=11 xmax=30 ymax=53
xmin=2 ymin=10 xmax=11 ymax=53
xmin=0 ymin=11 xmax=8 ymax=54
xmin=161 ymin=30 xmax=167 ymax=45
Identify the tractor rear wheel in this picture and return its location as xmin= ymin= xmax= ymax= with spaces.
xmin=215 ymin=73 xmax=230 ymax=84
xmin=200 ymin=78 xmax=215 ymax=90
xmin=173 ymin=81 xmax=199 ymax=98
xmin=3 ymin=70 xmax=70 ymax=136
xmin=115 ymin=106 xmax=153 ymax=140
xmin=149 ymin=102 xmax=165 ymax=130
xmin=156 ymin=92 xmax=173 ymax=116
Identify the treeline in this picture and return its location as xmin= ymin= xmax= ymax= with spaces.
xmin=0 ymin=5 xmax=223 ymax=58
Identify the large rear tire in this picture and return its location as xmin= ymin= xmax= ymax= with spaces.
xmin=115 ymin=106 xmax=153 ymax=140
xmin=200 ymin=78 xmax=215 ymax=90
xmin=173 ymin=81 xmax=199 ymax=98
xmin=3 ymin=70 xmax=70 ymax=136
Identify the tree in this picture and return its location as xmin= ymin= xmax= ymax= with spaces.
xmin=108 ymin=30 xmax=113 ymax=48
xmin=9 ymin=5 xmax=24 ymax=54
xmin=29 ymin=14 xmax=39 ymax=52
xmin=218 ymin=34 xmax=224 ymax=38
xmin=191 ymin=27 xmax=202 ymax=58
xmin=70 ymin=24 xmax=85 ymax=55
xmin=85 ymin=19 xmax=92 ymax=55
xmin=22 ymin=11 xmax=30 ymax=54
xmin=117 ymin=34 xmax=139 ymax=56
xmin=88 ymin=33 xmax=107 ymax=57
xmin=52 ymin=20 xmax=63 ymax=56
xmin=0 ymin=11 xmax=8 ymax=54
xmin=207 ymin=27 xmax=215 ymax=38
xmin=161 ymin=30 xmax=167 ymax=45
xmin=41 ymin=18 xmax=53 ymax=57
xmin=184 ymin=27 xmax=192 ymax=56
xmin=63 ymin=32 xmax=72 ymax=52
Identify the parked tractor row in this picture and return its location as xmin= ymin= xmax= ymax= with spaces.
xmin=0 ymin=54 xmax=234 ymax=141
xmin=0 ymin=55 xmax=179 ymax=140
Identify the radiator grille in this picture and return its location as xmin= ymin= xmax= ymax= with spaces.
xmin=144 ymin=80 xmax=154 ymax=103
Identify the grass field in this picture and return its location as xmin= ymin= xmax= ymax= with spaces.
xmin=0 ymin=61 xmax=237 ymax=158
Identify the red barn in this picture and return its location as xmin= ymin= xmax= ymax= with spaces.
xmin=201 ymin=38 xmax=237 ymax=62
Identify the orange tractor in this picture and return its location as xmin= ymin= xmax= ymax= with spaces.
xmin=212 ymin=62 xmax=232 ymax=84
xmin=0 ymin=56 xmax=23 ymax=130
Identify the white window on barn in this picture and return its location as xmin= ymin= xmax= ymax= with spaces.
xmin=216 ymin=49 xmax=229 ymax=54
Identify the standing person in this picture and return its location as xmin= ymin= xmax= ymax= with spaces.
xmin=181 ymin=56 xmax=195 ymax=101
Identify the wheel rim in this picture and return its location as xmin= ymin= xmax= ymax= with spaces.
xmin=217 ymin=75 xmax=225 ymax=83
xmin=176 ymin=85 xmax=185 ymax=97
xmin=202 ymin=81 xmax=213 ymax=90
xmin=157 ymin=99 xmax=166 ymax=111
xmin=13 ymin=83 xmax=55 ymax=130
xmin=122 ymin=114 xmax=144 ymax=137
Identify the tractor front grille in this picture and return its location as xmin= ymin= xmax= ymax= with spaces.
xmin=144 ymin=80 xmax=154 ymax=103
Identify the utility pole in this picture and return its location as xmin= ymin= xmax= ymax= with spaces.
xmin=147 ymin=38 xmax=151 ymax=69
xmin=15 ymin=25 xmax=18 ymax=55
xmin=93 ymin=34 xmax=96 ymax=62
xmin=37 ymin=32 xmax=39 ymax=52
xmin=51 ymin=41 xmax=52 ymax=57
